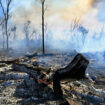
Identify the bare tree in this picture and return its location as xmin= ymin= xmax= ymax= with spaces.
xmin=23 ymin=20 xmax=36 ymax=48
xmin=0 ymin=17 xmax=4 ymax=26
xmin=36 ymin=0 xmax=46 ymax=54
xmin=1 ymin=23 xmax=5 ymax=49
xmin=70 ymin=18 xmax=81 ymax=42
xmin=78 ymin=26 xmax=88 ymax=45
xmin=0 ymin=0 xmax=13 ymax=50
xmin=41 ymin=0 xmax=46 ymax=54
xmin=11 ymin=25 xmax=17 ymax=40
xmin=0 ymin=16 xmax=5 ymax=49
xmin=23 ymin=20 xmax=31 ymax=47
xmin=70 ymin=18 xmax=80 ymax=31
xmin=30 ymin=29 xmax=37 ymax=39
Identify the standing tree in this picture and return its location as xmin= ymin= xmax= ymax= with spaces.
xmin=36 ymin=0 xmax=46 ymax=54
xmin=41 ymin=0 xmax=45 ymax=54
xmin=23 ymin=20 xmax=31 ymax=47
xmin=0 ymin=17 xmax=4 ymax=26
xmin=1 ymin=23 xmax=5 ymax=49
xmin=11 ymin=25 xmax=17 ymax=40
xmin=70 ymin=18 xmax=80 ymax=43
xmin=0 ymin=0 xmax=13 ymax=50
xmin=0 ymin=16 xmax=5 ymax=49
xmin=23 ymin=20 xmax=36 ymax=48
xmin=78 ymin=26 xmax=88 ymax=46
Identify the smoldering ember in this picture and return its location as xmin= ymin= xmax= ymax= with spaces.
xmin=1 ymin=0 xmax=105 ymax=105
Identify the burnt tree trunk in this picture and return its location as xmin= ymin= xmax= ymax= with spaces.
xmin=42 ymin=1 xmax=45 ymax=54
xmin=5 ymin=16 xmax=9 ymax=50
xmin=49 ymin=53 xmax=89 ymax=98
xmin=3 ymin=32 xmax=5 ymax=49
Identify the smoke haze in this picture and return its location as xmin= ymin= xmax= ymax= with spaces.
xmin=1 ymin=0 xmax=105 ymax=58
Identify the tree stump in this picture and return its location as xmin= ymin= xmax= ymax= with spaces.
xmin=49 ymin=53 xmax=89 ymax=98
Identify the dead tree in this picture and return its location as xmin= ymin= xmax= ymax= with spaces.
xmin=36 ymin=0 xmax=46 ymax=54
xmin=41 ymin=0 xmax=46 ymax=54
xmin=1 ymin=23 xmax=5 ymax=49
xmin=23 ymin=20 xmax=31 ymax=47
xmin=23 ymin=20 xmax=36 ymax=48
xmin=78 ymin=26 xmax=88 ymax=46
xmin=0 ymin=17 xmax=4 ymax=26
xmin=11 ymin=25 xmax=17 ymax=40
xmin=0 ymin=0 xmax=12 ymax=50
xmin=78 ymin=26 xmax=88 ymax=43
xmin=70 ymin=18 xmax=80 ymax=31
xmin=48 ymin=53 xmax=89 ymax=98
xmin=70 ymin=18 xmax=81 ymax=42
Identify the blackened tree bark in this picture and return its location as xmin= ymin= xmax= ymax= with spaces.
xmin=36 ymin=0 xmax=46 ymax=54
xmin=41 ymin=0 xmax=45 ymax=54
xmin=49 ymin=53 xmax=89 ymax=98
xmin=42 ymin=1 xmax=45 ymax=54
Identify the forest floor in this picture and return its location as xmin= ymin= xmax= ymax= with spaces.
xmin=0 ymin=50 xmax=105 ymax=105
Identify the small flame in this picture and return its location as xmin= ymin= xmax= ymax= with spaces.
xmin=13 ymin=60 xmax=19 ymax=64
xmin=39 ymin=79 xmax=52 ymax=85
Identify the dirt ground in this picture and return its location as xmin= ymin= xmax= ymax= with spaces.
xmin=0 ymin=51 xmax=105 ymax=105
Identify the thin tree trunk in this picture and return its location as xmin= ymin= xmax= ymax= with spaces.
xmin=26 ymin=33 xmax=29 ymax=48
xmin=7 ymin=35 xmax=9 ymax=50
xmin=3 ymin=32 xmax=5 ymax=49
xmin=42 ymin=3 xmax=45 ymax=54
xmin=5 ymin=22 xmax=9 ymax=50
xmin=1 ymin=24 xmax=5 ymax=57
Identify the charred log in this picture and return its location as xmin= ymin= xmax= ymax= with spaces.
xmin=0 ymin=63 xmax=7 ymax=67
xmin=49 ymin=53 xmax=89 ymax=98
xmin=12 ymin=64 xmax=40 ymax=82
xmin=25 ymin=52 xmax=37 ymax=58
xmin=0 ymin=59 xmax=19 ymax=65
xmin=12 ymin=63 xmax=50 ymax=83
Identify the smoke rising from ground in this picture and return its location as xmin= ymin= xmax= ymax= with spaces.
xmin=1 ymin=0 xmax=105 ymax=63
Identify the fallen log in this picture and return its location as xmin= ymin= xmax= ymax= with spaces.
xmin=12 ymin=63 xmax=51 ymax=83
xmin=12 ymin=63 xmax=41 ymax=82
xmin=0 ymin=72 xmax=29 ymax=80
xmin=13 ymin=62 xmax=50 ymax=73
xmin=0 ymin=63 xmax=7 ymax=67
xmin=25 ymin=52 xmax=37 ymax=58
xmin=0 ymin=59 xmax=19 ymax=65
xmin=72 ymin=91 xmax=105 ymax=103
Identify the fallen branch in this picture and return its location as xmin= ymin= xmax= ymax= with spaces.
xmin=12 ymin=63 xmax=40 ymax=81
xmin=0 ymin=59 xmax=19 ymax=65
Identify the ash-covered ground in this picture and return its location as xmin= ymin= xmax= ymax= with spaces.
xmin=0 ymin=50 xmax=105 ymax=105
